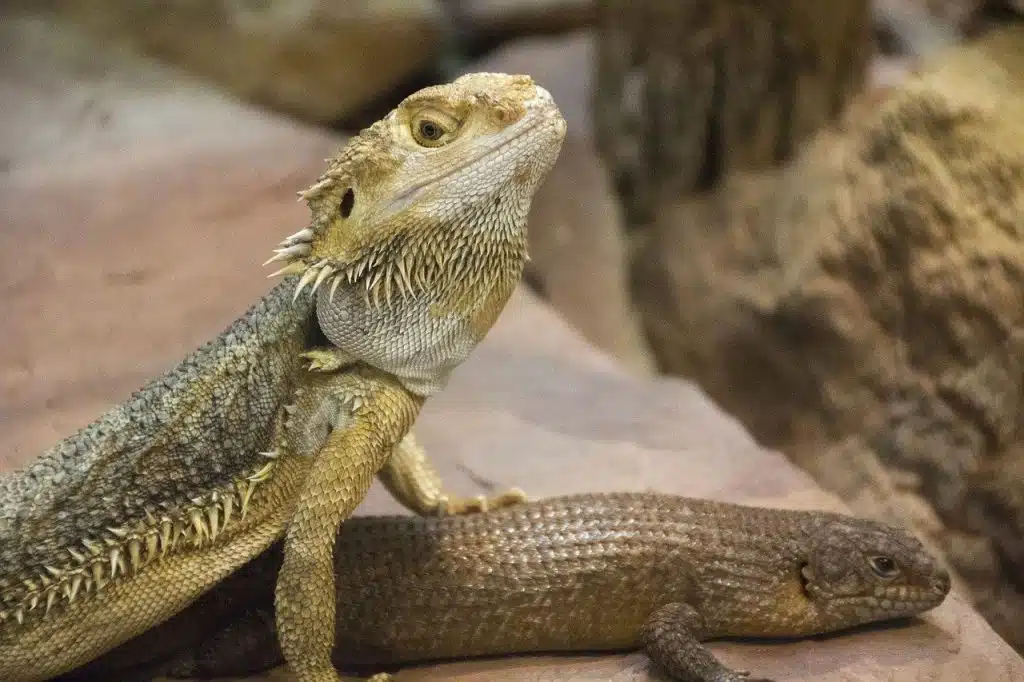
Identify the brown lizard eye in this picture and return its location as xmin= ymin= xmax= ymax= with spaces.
xmin=869 ymin=555 xmax=900 ymax=578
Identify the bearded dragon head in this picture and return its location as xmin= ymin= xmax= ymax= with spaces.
xmin=265 ymin=72 xmax=566 ymax=394
xmin=266 ymin=72 xmax=566 ymax=301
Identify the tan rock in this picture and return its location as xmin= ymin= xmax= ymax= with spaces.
xmin=878 ymin=0 xmax=981 ymax=35
xmin=30 ymin=0 xmax=445 ymax=123
xmin=593 ymin=0 xmax=873 ymax=226
xmin=456 ymin=0 xmax=594 ymax=36
xmin=874 ymin=0 xmax=964 ymax=58
xmin=633 ymin=24 xmax=1024 ymax=652
xmin=3 ymin=11 xmax=1022 ymax=681
xmin=875 ymin=0 xmax=1024 ymax=49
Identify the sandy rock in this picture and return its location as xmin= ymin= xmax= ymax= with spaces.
xmin=30 ymin=0 xmax=445 ymax=124
xmin=463 ymin=32 xmax=655 ymax=374
xmin=875 ymin=0 xmax=1024 ymax=50
xmin=2 ymin=12 xmax=1022 ymax=682
xmin=634 ymin=24 xmax=1024 ymax=652
xmin=453 ymin=0 xmax=594 ymax=36
xmin=885 ymin=0 xmax=982 ymax=33
xmin=594 ymin=0 xmax=873 ymax=226
xmin=0 ymin=14 xmax=345 ymax=465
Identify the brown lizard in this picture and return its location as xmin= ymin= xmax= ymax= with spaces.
xmin=61 ymin=492 xmax=951 ymax=682
xmin=0 ymin=72 xmax=566 ymax=682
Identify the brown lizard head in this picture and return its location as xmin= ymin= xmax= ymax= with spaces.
xmin=264 ymin=72 xmax=566 ymax=395
xmin=799 ymin=516 xmax=951 ymax=631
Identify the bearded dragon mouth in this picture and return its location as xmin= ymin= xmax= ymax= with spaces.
xmin=263 ymin=113 xmax=552 ymax=274
xmin=261 ymin=82 xmax=562 ymax=310
xmin=384 ymin=113 xmax=552 ymax=216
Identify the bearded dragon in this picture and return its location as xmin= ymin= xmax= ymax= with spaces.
xmin=62 ymin=492 xmax=952 ymax=682
xmin=0 ymin=72 xmax=567 ymax=682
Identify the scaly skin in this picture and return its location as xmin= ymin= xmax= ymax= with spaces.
xmin=0 ymin=72 xmax=566 ymax=682
xmin=62 ymin=493 xmax=952 ymax=682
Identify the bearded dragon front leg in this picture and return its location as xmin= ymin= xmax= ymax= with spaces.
xmin=301 ymin=347 xmax=527 ymax=516
xmin=275 ymin=368 xmax=424 ymax=682
xmin=260 ymin=72 xmax=564 ymax=682
xmin=380 ymin=432 xmax=527 ymax=516
xmin=300 ymin=348 xmax=357 ymax=373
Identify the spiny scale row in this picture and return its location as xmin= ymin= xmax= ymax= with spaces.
xmin=263 ymin=226 xmax=431 ymax=309
xmin=280 ymin=395 xmax=363 ymax=437
xmin=0 ymin=455 xmax=279 ymax=628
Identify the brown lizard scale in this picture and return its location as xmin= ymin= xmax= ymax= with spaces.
xmin=66 ymin=493 xmax=951 ymax=682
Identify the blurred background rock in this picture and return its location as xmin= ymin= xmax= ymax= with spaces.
xmin=3 ymin=0 xmax=1024 ymax=666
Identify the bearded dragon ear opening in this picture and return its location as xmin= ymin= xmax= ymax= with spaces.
xmin=340 ymin=188 xmax=355 ymax=218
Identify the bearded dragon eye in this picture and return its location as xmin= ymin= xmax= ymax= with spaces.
xmin=410 ymin=110 xmax=460 ymax=147
xmin=868 ymin=555 xmax=900 ymax=579
xmin=419 ymin=120 xmax=442 ymax=140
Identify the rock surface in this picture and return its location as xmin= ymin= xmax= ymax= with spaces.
xmin=899 ymin=0 xmax=983 ymax=31
xmin=593 ymin=0 xmax=873 ymax=226
xmin=633 ymin=25 xmax=1024 ymax=653
xmin=874 ymin=0 xmax=1024 ymax=50
xmin=452 ymin=0 xmax=594 ymax=37
xmin=2 ymin=12 xmax=1023 ymax=682
xmin=28 ymin=0 xmax=446 ymax=124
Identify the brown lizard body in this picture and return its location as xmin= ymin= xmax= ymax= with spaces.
xmin=64 ymin=492 xmax=951 ymax=682
xmin=0 ymin=73 xmax=566 ymax=682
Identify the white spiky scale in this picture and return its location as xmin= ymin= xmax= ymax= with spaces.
xmin=328 ymin=274 xmax=344 ymax=302
xmin=0 ymin=457 xmax=279 ymax=629
xmin=312 ymin=265 xmax=335 ymax=294
xmin=282 ymin=228 xmax=314 ymax=245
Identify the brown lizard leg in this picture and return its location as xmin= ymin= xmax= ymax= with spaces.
xmin=158 ymin=607 xmax=279 ymax=678
xmin=642 ymin=603 xmax=773 ymax=682
xmin=145 ymin=607 xmax=393 ymax=682
xmin=276 ymin=368 xmax=424 ymax=682
xmin=380 ymin=431 xmax=528 ymax=516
